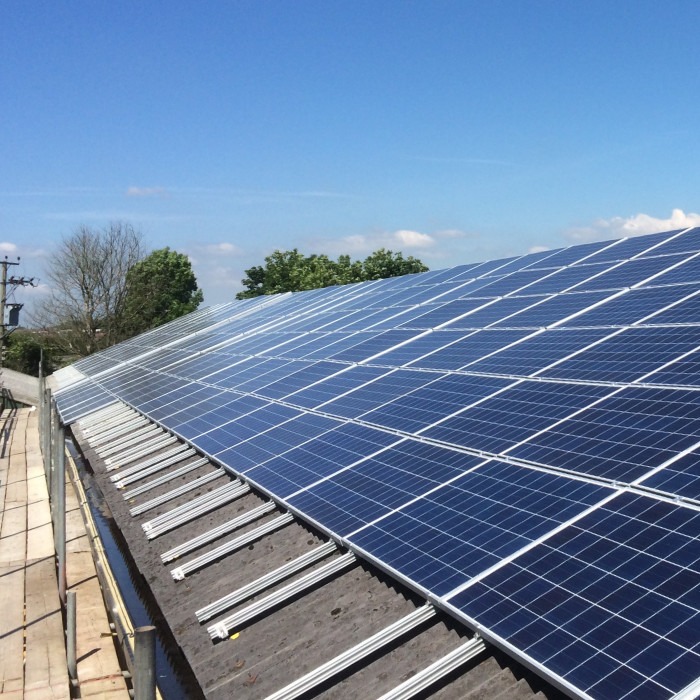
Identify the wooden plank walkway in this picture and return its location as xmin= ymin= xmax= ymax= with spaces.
xmin=0 ymin=408 xmax=129 ymax=699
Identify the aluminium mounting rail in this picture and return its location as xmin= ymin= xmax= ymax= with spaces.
xmin=110 ymin=444 xmax=195 ymax=486
xmin=122 ymin=458 xmax=211 ymax=499
xmin=170 ymin=512 xmax=295 ymax=579
xmin=261 ymin=605 xmax=437 ymax=700
xmin=129 ymin=469 xmax=224 ymax=517
xmin=374 ymin=636 xmax=486 ymax=700
xmin=104 ymin=434 xmax=178 ymax=470
xmin=80 ymin=403 xmax=132 ymax=430
xmin=208 ymin=551 xmax=358 ymax=640
xmin=196 ymin=540 xmax=338 ymax=622
xmin=94 ymin=424 xmax=162 ymax=458
xmin=161 ymin=501 xmax=277 ymax=563
xmin=88 ymin=415 xmax=149 ymax=446
xmin=142 ymin=481 xmax=250 ymax=540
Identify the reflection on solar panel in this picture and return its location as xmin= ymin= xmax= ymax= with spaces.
xmin=54 ymin=226 xmax=700 ymax=700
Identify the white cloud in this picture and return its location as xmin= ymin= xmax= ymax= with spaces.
xmin=529 ymin=245 xmax=550 ymax=254
xmin=125 ymin=186 xmax=168 ymax=198
xmin=0 ymin=242 xmax=18 ymax=253
xmin=393 ymin=230 xmax=435 ymax=248
xmin=309 ymin=229 xmax=439 ymax=256
xmin=204 ymin=242 xmax=243 ymax=256
xmin=567 ymin=209 xmax=700 ymax=243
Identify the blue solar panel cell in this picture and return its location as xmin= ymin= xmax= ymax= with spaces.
xmin=510 ymin=386 xmax=700 ymax=482
xmin=562 ymin=284 xmax=700 ymax=328
xmin=541 ymin=326 xmax=700 ymax=383
xmin=645 ymin=350 xmax=700 ymax=388
xmin=490 ymin=291 xmax=612 ymax=328
xmin=348 ymin=460 xmax=608 ymax=596
xmin=408 ymin=329 xmax=533 ymax=371
xmin=469 ymin=269 xmax=551 ymax=297
xmin=289 ymin=365 xmax=389 ymax=408
xmin=222 ymin=412 xmax=342 ymax=475
xmin=155 ymin=386 xmax=229 ymax=425
xmin=320 ymin=368 xmax=438 ymax=419
xmin=464 ymin=327 xmax=611 ymax=376
xmin=639 ymin=451 xmax=700 ymax=500
xmin=448 ymin=492 xmax=700 ymax=700
xmin=288 ymin=441 xmax=485 ymax=538
xmin=443 ymin=296 xmax=546 ymax=329
xmin=641 ymin=256 xmax=700 ymax=286
xmin=642 ymin=286 xmax=700 ymax=325
xmin=584 ymin=229 xmax=681 ymax=264
xmin=253 ymin=361 xmax=342 ymax=400
xmin=572 ymin=254 xmax=688 ymax=292
xmin=360 ymin=373 xmax=511 ymax=433
xmin=422 ymin=380 xmax=611 ymax=454
xmin=398 ymin=298 xmax=491 ymax=329
xmin=173 ymin=395 xmax=268 ymax=445
xmin=245 ymin=423 xmax=402 ymax=497
xmin=57 ymin=381 xmax=116 ymax=424
xmin=648 ymin=227 xmax=700 ymax=256
xmin=513 ymin=247 xmax=568 ymax=271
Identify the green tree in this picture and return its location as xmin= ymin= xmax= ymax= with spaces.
xmin=34 ymin=222 xmax=145 ymax=356
xmin=360 ymin=248 xmax=428 ymax=280
xmin=121 ymin=247 xmax=204 ymax=336
xmin=236 ymin=248 xmax=428 ymax=299
xmin=3 ymin=331 xmax=55 ymax=377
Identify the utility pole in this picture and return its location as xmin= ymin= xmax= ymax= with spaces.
xmin=0 ymin=257 xmax=37 ymax=368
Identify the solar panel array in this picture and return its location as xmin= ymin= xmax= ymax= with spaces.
xmin=54 ymin=226 xmax=700 ymax=700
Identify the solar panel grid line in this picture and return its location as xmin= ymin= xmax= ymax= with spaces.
xmin=280 ymin=436 xmax=410 ymax=501
xmin=78 ymin=295 xmax=292 ymax=380
xmin=440 ymin=488 xmax=622 ymax=602
xmin=630 ymin=436 xmax=700 ymax=493
xmin=434 ymin=297 xmax=521 ymax=330
xmin=524 ymin=329 xmax=629 ymax=379
xmin=305 ymin=381 xmax=682 ymax=494
xmin=338 ymin=457 xmax=494 ymax=542
xmin=458 ymin=296 xmax=561 ymax=331
xmin=309 ymin=366 xmax=401 ymax=412
xmin=450 ymin=495 xmax=700 ymax=698
xmin=492 ymin=388 xmax=684 ymax=484
xmin=207 ymin=412 xmax=347 ymax=475
xmin=72 ymin=304 xmax=239 ymax=377
xmin=632 ymin=287 xmax=700 ymax=326
xmin=436 ymin=596 xmax=596 ymax=700
xmin=632 ymin=252 xmax=700 ymax=291
xmin=400 ymin=329 xmax=527 ymax=372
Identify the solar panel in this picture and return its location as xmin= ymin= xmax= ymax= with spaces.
xmin=448 ymin=491 xmax=700 ymax=699
xmin=54 ymin=225 xmax=700 ymax=700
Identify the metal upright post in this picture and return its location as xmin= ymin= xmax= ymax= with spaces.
xmin=56 ymin=422 xmax=67 ymax=606
xmin=67 ymin=590 xmax=77 ymax=681
xmin=134 ymin=625 xmax=157 ymax=700
xmin=50 ymin=401 xmax=59 ymax=527
xmin=43 ymin=388 xmax=52 ymax=480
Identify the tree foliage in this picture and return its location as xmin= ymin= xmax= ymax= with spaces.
xmin=121 ymin=248 xmax=203 ymax=337
xmin=34 ymin=222 xmax=145 ymax=357
xmin=3 ymin=330 xmax=55 ymax=377
xmin=34 ymin=224 xmax=203 ymax=359
xmin=237 ymin=248 xmax=428 ymax=299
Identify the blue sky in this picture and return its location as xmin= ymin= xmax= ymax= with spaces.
xmin=2 ymin=1 xmax=700 ymax=309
